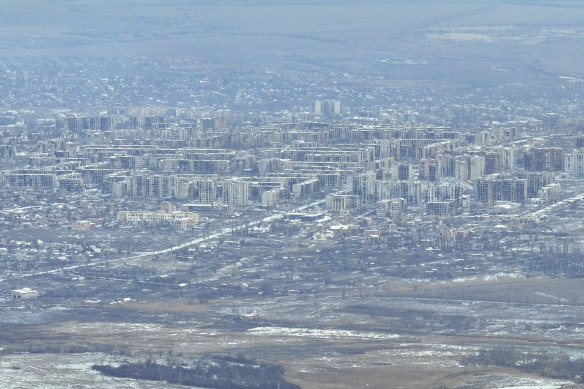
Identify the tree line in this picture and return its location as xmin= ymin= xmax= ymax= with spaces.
xmin=92 ymin=354 xmax=301 ymax=389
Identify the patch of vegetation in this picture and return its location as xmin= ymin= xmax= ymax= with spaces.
xmin=342 ymin=304 xmax=474 ymax=333
xmin=463 ymin=347 xmax=584 ymax=381
xmin=92 ymin=354 xmax=301 ymax=389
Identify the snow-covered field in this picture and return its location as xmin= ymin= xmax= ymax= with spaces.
xmin=460 ymin=374 xmax=570 ymax=389
xmin=247 ymin=326 xmax=400 ymax=340
xmin=0 ymin=353 xmax=190 ymax=389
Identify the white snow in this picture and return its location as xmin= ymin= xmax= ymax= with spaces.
xmin=247 ymin=326 xmax=399 ymax=340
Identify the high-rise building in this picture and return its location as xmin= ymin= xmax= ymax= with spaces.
xmin=222 ymin=179 xmax=249 ymax=206
xmin=312 ymin=99 xmax=341 ymax=116
xmin=476 ymin=175 xmax=527 ymax=206
xmin=524 ymin=148 xmax=565 ymax=172
xmin=565 ymin=149 xmax=584 ymax=177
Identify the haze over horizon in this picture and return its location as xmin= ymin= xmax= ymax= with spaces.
xmin=0 ymin=1 xmax=582 ymax=87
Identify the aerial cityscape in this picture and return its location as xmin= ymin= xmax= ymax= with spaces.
xmin=2 ymin=1 xmax=584 ymax=388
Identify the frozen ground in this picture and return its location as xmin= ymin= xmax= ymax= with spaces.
xmin=457 ymin=374 xmax=571 ymax=389
xmin=0 ymin=353 xmax=190 ymax=389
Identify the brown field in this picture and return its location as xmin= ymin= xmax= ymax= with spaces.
xmin=3 ymin=272 xmax=584 ymax=389
xmin=116 ymin=298 xmax=211 ymax=314
xmin=4 ymin=275 xmax=584 ymax=388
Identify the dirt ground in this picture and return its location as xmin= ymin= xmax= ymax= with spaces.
xmin=4 ymin=274 xmax=584 ymax=388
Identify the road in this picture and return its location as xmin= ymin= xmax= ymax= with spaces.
xmin=1 ymin=199 xmax=325 ymax=282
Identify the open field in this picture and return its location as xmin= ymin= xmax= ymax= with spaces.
xmin=3 ymin=274 xmax=584 ymax=388
xmin=4 ymin=200 xmax=584 ymax=388
xmin=5 ymin=203 xmax=584 ymax=388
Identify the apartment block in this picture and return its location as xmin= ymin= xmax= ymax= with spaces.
xmin=565 ymin=149 xmax=584 ymax=177
xmin=524 ymin=148 xmax=565 ymax=172
xmin=476 ymin=175 xmax=528 ymax=206
xmin=326 ymin=192 xmax=361 ymax=214
xmin=222 ymin=179 xmax=250 ymax=206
